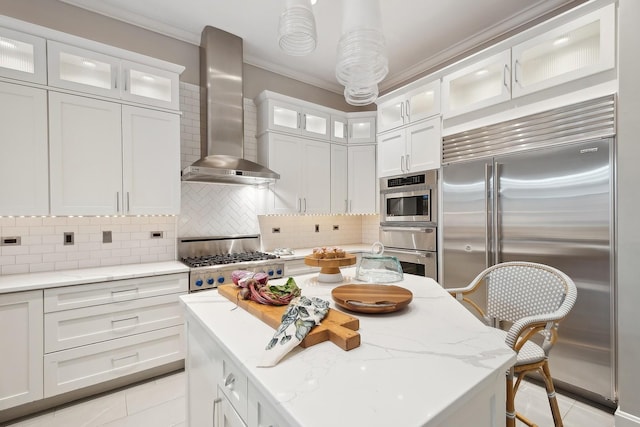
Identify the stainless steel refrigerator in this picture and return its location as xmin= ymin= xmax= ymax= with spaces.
xmin=440 ymin=96 xmax=616 ymax=405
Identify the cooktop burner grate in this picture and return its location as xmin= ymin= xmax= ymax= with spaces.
xmin=182 ymin=251 xmax=278 ymax=268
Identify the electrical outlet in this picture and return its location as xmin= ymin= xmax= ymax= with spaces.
xmin=272 ymin=227 xmax=280 ymax=233
xmin=1 ymin=236 xmax=21 ymax=246
xmin=63 ymin=232 xmax=74 ymax=245
xmin=150 ymin=231 xmax=164 ymax=239
xmin=315 ymin=224 xmax=320 ymax=232
xmin=103 ymin=231 xmax=112 ymax=243
xmin=333 ymin=225 xmax=339 ymax=231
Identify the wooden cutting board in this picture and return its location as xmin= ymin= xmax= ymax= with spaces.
xmin=217 ymin=284 xmax=361 ymax=351
xmin=331 ymin=284 xmax=413 ymax=314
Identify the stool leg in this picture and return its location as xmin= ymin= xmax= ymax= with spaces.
xmin=540 ymin=361 xmax=563 ymax=427
xmin=506 ymin=370 xmax=516 ymax=427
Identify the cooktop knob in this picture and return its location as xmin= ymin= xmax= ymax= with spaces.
xmin=268 ymin=269 xmax=274 ymax=276
xmin=217 ymin=276 xmax=225 ymax=284
xmin=207 ymin=278 xmax=214 ymax=285
xmin=195 ymin=279 xmax=203 ymax=287
xmin=276 ymin=268 xmax=283 ymax=275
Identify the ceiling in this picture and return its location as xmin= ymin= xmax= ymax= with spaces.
xmin=59 ymin=0 xmax=581 ymax=96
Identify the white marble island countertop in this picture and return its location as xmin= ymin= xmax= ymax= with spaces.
xmin=181 ymin=268 xmax=516 ymax=427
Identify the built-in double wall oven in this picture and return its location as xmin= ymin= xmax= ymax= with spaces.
xmin=379 ymin=170 xmax=438 ymax=280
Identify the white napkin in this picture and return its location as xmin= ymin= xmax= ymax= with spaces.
xmin=257 ymin=296 xmax=330 ymax=367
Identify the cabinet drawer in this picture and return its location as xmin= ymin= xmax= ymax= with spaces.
xmin=44 ymin=325 xmax=184 ymax=397
xmin=220 ymin=353 xmax=249 ymax=423
xmin=44 ymin=293 xmax=185 ymax=353
xmin=44 ymin=273 xmax=188 ymax=312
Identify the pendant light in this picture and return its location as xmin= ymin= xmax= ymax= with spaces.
xmin=335 ymin=0 xmax=388 ymax=106
xmin=278 ymin=0 xmax=317 ymax=56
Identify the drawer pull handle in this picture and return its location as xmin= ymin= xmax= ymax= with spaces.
xmin=111 ymin=352 xmax=139 ymax=364
xmin=111 ymin=315 xmax=140 ymax=325
xmin=111 ymin=288 xmax=139 ymax=296
xmin=212 ymin=397 xmax=222 ymax=426
xmin=224 ymin=373 xmax=235 ymax=388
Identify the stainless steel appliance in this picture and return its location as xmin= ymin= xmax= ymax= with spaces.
xmin=440 ymin=96 xmax=616 ymax=405
xmin=379 ymin=226 xmax=437 ymax=279
xmin=178 ymin=235 xmax=284 ymax=292
xmin=379 ymin=170 xmax=438 ymax=280
xmin=380 ymin=170 xmax=437 ymax=224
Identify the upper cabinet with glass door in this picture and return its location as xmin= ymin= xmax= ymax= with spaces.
xmin=256 ymin=92 xmax=331 ymax=140
xmin=0 ymin=27 xmax=46 ymax=84
xmin=442 ymin=50 xmax=511 ymax=118
xmin=511 ymin=3 xmax=615 ymax=98
xmin=377 ymin=80 xmax=440 ymax=133
xmin=347 ymin=111 xmax=376 ymax=144
xmin=47 ymin=41 xmax=180 ymax=110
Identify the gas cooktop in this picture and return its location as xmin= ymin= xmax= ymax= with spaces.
xmin=181 ymin=251 xmax=278 ymax=268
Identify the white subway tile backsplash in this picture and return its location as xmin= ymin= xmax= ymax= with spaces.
xmin=2 ymin=264 xmax=29 ymax=275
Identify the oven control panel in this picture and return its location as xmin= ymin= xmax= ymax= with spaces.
xmin=190 ymin=262 xmax=286 ymax=292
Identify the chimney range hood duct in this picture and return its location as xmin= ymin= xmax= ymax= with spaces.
xmin=181 ymin=26 xmax=280 ymax=185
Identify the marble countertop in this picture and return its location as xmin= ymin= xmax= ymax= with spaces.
xmin=0 ymin=261 xmax=189 ymax=294
xmin=181 ymin=268 xmax=516 ymax=427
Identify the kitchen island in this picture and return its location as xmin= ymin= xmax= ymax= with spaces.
xmin=180 ymin=268 xmax=515 ymax=427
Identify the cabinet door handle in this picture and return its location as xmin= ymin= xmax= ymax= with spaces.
xmin=116 ymin=192 xmax=120 ymax=213
xmin=405 ymin=100 xmax=410 ymax=122
xmin=513 ymin=60 xmax=520 ymax=86
xmin=399 ymin=102 xmax=404 ymax=122
xmin=212 ymin=397 xmax=222 ymax=426
xmin=224 ymin=373 xmax=236 ymax=388
xmin=345 ymin=199 xmax=348 ymax=213
xmin=296 ymin=112 xmax=301 ymax=129
xmin=111 ymin=315 xmax=139 ymax=325
xmin=111 ymin=352 xmax=139 ymax=365
xmin=113 ymin=68 xmax=118 ymax=90
xmin=400 ymin=155 xmax=405 ymax=172
xmin=124 ymin=68 xmax=128 ymax=92
xmin=406 ymin=154 xmax=411 ymax=171
xmin=297 ymin=198 xmax=301 ymax=213
xmin=504 ymin=63 xmax=511 ymax=90
xmin=304 ymin=198 xmax=307 ymax=212
xmin=301 ymin=113 xmax=307 ymax=130
xmin=126 ymin=192 xmax=130 ymax=213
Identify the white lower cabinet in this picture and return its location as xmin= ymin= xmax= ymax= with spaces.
xmin=0 ymin=290 xmax=43 ymax=411
xmin=42 ymin=273 xmax=187 ymax=398
xmin=44 ymin=325 xmax=183 ymax=397
xmin=187 ymin=316 xmax=289 ymax=427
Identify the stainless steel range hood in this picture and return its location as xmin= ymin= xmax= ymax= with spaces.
xmin=181 ymin=26 xmax=279 ymax=185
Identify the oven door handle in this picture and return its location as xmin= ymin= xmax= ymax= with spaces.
xmin=380 ymin=226 xmax=435 ymax=234
xmin=383 ymin=248 xmax=432 ymax=258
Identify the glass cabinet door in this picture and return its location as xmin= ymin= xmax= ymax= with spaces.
xmin=348 ymin=115 xmax=376 ymax=143
xmin=0 ymin=27 xmax=46 ymax=84
xmin=47 ymin=41 xmax=119 ymax=98
xmin=377 ymin=94 xmax=406 ymax=133
xmin=442 ymin=50 xmax=511 ymax=118
xmin=121 ymin=60 xmax=179 ymax=110
xmin=405 ymin=81 xmax=440 ymax=124
xmin=269 ymin=101 xmax=300 ymax=133
xmin=511 ymin=3 xmax=615 ymax=98
xmin=331 ymin=115 xmax=348 ymax=143
xmin=300 ymin=107 xmax=329 ymax=139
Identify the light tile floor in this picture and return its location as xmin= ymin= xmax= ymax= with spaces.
xmin=5 ymin=370 xmax=615 ymax=427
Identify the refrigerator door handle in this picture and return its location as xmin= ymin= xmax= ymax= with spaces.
xmin=493 ymin=162 xmax=501 ymax=265
xmin=485 ymin=163 xmax=492 ymax=269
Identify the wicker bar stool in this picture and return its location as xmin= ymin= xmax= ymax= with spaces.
xmin=447 ymin=261 xmax=577 ymax=427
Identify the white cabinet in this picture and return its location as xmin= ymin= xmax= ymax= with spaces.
xmin=331 ymin=143 xmax=377 ymax=214
xmin=511 ymin=3 xmax=615 ymax=98
xmin=186 ymin=316 xmax=288 ymax=427
xmin=258 ymin=132 xmax=330 ymax=214
xmin=122 ymin=105 xmax=181 ymax=214
xmin=47 ymin=41 xmax=180 ymax=110
xmin=257 ymin=96 xmax=330 ymax=140
xmin=49 ymin=92 xmax=122 ymax=216
xmin=378 ymin=117 xmax=441 ymax=177
xmin=442 ymin=4 xmax=615 ymax=117
xmin=348 ymin=144 xmax=377 ymax=214
xmin=43 ymin=273 xmax=187 ymax=397
xmin=0 ymin=26 xmax=46 ymax=84
xmin=377 ymin=80 xmax=440 ymax=132
xmin=442 ymin=50 xmax=511 ymax=118
xmin=49 ymin=92 xmax=180 ymax=216
xmin=330 ymin=144 xmax=348 ymax=213
xmin=347 ymin=112 xmax=376 ymax=144
xmin=0 ymin=290 xmax=43 ymax=411
xmin=0 ymin=81 xmax=49 ymax=216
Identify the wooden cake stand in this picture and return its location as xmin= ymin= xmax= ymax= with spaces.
xmin=304 ymin=253 xmax=357 ymax=283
